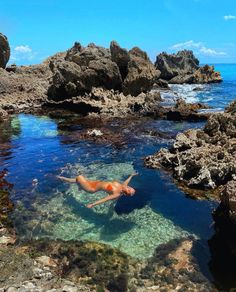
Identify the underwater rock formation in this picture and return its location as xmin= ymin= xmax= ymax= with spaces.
xmin=155 ymin=50 xmax=222 ymax=84
xmin=145 ymin=100 xmax=236 ymax=197
xmin=0 ymin=33 xmax=10 ymax=68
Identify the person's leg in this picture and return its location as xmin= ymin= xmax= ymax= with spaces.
xmin=76 ymin=175 xmax=98 ymax=193
xmin=57 ymin=176 xmax=76 ymax=183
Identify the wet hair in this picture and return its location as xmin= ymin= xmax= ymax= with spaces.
xmin=123 ymin=186 xmax=135 ymax=196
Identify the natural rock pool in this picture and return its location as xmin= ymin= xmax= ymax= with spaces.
xmin=0 ymin=113 xmax=217 ymax=261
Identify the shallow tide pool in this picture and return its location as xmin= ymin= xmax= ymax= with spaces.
xmin=0 ymin=114 xmax=217 ymax=259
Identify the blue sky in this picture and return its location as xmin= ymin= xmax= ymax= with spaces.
xmin=1 ymin=0 xmax=236 ymax=65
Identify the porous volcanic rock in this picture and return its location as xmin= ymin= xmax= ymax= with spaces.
xmin=47 ymin=87 xmax=162 ymax=118
xmin=155 ymin=50 xmax=222 ymax=84
xmin=145 ymin=100 xmax=236 ymax=196
xmin=0 ymin=33 xmax=10 ymax=68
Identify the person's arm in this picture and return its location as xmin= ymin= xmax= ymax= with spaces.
xmin=123 ymin=172 xmax=138 ymax=186
xmin=87 ymin=192 xmax=120 ymax=208
xmin=57 ymin=176 xmax=76 ymax=183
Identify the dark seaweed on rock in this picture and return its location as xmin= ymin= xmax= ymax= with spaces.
xmin=0 ymin=169 xmax=14 ymax=226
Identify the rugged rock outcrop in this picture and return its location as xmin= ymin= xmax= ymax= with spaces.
xmin=0 ymin=63 xmax=52 ymax=113
xmin=48 ymin=41 xmax=161 ymax=101
xmin=155 ymin=50 xmax=199 ymax=81
xmin=0 ymin=33 xmax=10 ymax=68
xmin=145 ymin=100 xmax=236 ymax=197
xmin=155 ymin=50 xmax=222 ymax=84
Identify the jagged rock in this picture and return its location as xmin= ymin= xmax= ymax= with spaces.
xmin=0 ymin=33 xmax=10 ymax=68
xmin=225 ymin=99 xmax=236 ymax=114
xmin=155 ymin=50 xmax=222 ymax=84
xmin=123 ymin=47 xmax=161 ymax=96
xmin=220 ymin=180 xmax=236 ymax=223
xmin=0 ymin=108 xmax=8 ymax=121
xmin=153 ymin=98 xmax=209 ymax=121
xmin=191 ymin=65 xmax=222 ymax=84
xmin=48 ymin=42 xmax=123 ymax=99
xmin=145 ymin=100 xmax=236 ymax=196
xmin=110 ymin=41 xmax=130 ymax=80
xmin=155 ymin=50 xmax=199 ymax=80
xmin=153 ymin=78 xmax=169 ymax=89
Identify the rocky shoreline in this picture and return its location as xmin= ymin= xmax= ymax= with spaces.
xmin=1 ymin=33 xmax=221 ymax=120
xmin=0 ymin=32 xmax=235 ymax=291
xmin=144 ymin=100 xmax=236 ymax=200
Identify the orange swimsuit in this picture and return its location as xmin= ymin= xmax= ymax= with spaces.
xmin=88 ymin=180 xmax=100 ymax=189
xmin=88 ymin=181 xmax=113 ymax=192
xmin=105 ymin=183 xmax=113 ymax=192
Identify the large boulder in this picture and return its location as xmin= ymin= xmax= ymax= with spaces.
xmin=123 ymin=47 xmax=161 ymax=96
xmin=145 ymin=99 xmax=236 ymax=198
xmin=155 ymin=50 xmax=222 ymax=84
xmin=0 ymin=33 xmax=10 ymax=68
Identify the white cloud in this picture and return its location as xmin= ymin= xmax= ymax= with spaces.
xmin=14 ymin=45 xmax=32 ymax=53
xmin=170 ymin=40 xmax=226 ymax=57
xmin=10 ymin=45 xmax=37 ymax=64
xmin=199 ymin=47 xmax=226 ymax=56
xmin=224 ymin=15 xmax=236 ymax=21
xmin=171 ymin=40 xmax=202 ymax=50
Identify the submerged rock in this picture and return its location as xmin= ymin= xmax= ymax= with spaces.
xmin=145 ymin=99 xmax=236 ymax=198
xmin=155 ymin=50 xmax=222 ymax=84
xmin=0 ymin=33 xmax=10 ymax=68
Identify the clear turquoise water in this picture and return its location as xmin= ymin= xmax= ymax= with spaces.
xmin=1 ymin=114 xmax=216 ymax=259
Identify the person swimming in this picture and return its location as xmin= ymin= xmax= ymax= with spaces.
xmin=57 ymin=172 xmax=138 ymax=208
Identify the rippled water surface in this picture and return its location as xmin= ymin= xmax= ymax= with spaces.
xmin=164 ymin=64 xmax=236 ymax=110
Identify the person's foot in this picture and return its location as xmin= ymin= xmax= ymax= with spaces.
xmin=87 ymin=203 xmax=94 ymax=208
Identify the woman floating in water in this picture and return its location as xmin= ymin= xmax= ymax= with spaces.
xmin=57 ymin=173 xmax=138 ymax=208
